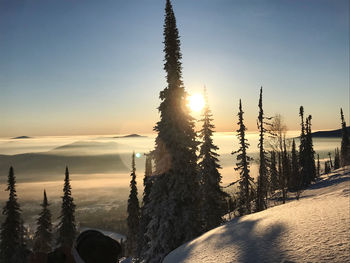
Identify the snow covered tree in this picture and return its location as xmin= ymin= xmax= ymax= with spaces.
xmin=232 ymin=99 xmax=254 ymax=215
xmin=340 ymin=108 xmax=350 ymax=166
xmin=126 ymin=152 xmax=140 ymax=257
xmin=269 ymin=151 xmax=279 ymax=193
xmin=198 ymin=89 xmax=227 ymax=231
xmin=334 ymin=148 xmax=340 ymax=170
xmin=255 ymin=87 xmax=269 ymax=212
xmin=138 ymin=154 xmax=153 ymax=257
xmin=57 ymin=166 xmax=76 ymax=248
xmin=0 ymin=167 xmax=24 ymax=263
xmin=33 ymin=190 xmax=53 ymax=254
xmin=143 ymin=0 xmax=200 ymax=261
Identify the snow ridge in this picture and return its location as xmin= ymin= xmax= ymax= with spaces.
xmin=164 ymin=167 xmax=350 ymax=263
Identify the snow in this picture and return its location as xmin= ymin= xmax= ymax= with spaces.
xmin=164 ymin=167 xmax=350 ymax=263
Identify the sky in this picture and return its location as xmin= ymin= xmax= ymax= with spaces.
xmin=0 ymin=0 xmax=349 ymax=137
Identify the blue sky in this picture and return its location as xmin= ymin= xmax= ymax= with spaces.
xmin=0 ymin=0 xmax=348 ymax=136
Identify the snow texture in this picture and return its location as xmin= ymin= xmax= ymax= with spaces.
xmin=164 ymin=167 xmax=350 ymax=263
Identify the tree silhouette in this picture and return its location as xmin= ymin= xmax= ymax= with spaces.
xmin=0 ymin=167 xmax=25 ymax=263
xmin=232 ymin=100 xmax=254 ymax=215
xmin=138 ymin=153 xmax=153 ymax=257
xmin=198 ymin=88 xmax=227 ymax=231
xmin=144 ymin=0 xmax=200 ymax=261
xmin=269 ymin=151 xmax=279 ymax=193
xmin=126 ymin=152 xmax=140 ymax=257
xmin=33 ymin=190 xmax=53 ymax=254
xmin=256 ymin=87 xmax=269 ymax=212
xmin=340 ymin=108 xmax=350 ymax=166
xmin=334 ymin=148 xmax=340 ymax=170
xmin=305 ymin=115 xmax=316 ymax=184
xmin=290 ymin=139 xmax=300 ymax=191
xmin=57 ymin=167 xmax=76 ymax=248
xmin=299 ymin=106 xmax=307 ymax=187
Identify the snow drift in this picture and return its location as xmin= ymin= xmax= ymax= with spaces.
xmin=164 ymin=167 xmax=350 ymax=263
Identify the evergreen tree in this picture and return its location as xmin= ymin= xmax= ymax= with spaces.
xmin=0 ymin=167 xmax=24 ymax=263
xmin=33 ymin=190 xmax=53 ymax=254
xmin=317 ymin=154 xmax=321 ymax=177
xmin=334 ymin=148 xmax=340 ymax=170
xmin=340 ymin=108 xmax=350 ymax=166
xmin=138 ymin=154 xmax=153 ymax=257
xmin=198 ymin=89 xmax=227 ymax=231
xmin=299 ymin=108 xmax=316 ymax=187
xmin=232 ymin=99 xmax=254 ymax=215
xmin=299 ymin=106 xmax=307 ymax=187
xmin=269 ymin=151 xmax=279 ymax=193
xmin=256 ymin=87 xmax=269 ymax=212
xmin=57 ymin=167 xmax=76 ymax=248
xmin=127 ymin=152 xmax=140 ymax=257
xmin=290 ymin=139 xmax=300 ymax=191
xmin=144 ymin=0 xmax=200 ymax=261
xmin=305 ymin=115 xmax=316 ymax=184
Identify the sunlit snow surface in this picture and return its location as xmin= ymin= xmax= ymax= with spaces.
xmin=164 ymin=167 xmax=350 ymax=263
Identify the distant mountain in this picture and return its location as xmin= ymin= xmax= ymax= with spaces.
xmin=311 ymin=126 xmax=350 ymax=138
xmin=113 ymin=134 xmax=146 ymax=138
xmin=53 ymin=141 xmax=119 ymax=153
xmin=0 ymin=140 xmax=129 ymax=181
xmin=11 ymin=136 xmax=32 ymax=139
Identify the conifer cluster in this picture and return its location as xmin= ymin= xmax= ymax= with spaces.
xmin=0 ymin=166 xmax=77 ymax=262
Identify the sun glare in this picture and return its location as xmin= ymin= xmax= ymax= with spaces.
xmin=188 ymin=93 xmax=205 ymax=113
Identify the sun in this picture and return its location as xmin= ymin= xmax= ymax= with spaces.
xmin=188 ymin=93 xmax=205 ymax=113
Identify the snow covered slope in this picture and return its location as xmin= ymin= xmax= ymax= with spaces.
xmin=164 ymin=167 xmax=350 ymax=263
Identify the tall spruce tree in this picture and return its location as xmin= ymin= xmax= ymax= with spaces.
xmin=299 ymin=106 xmax=307 ymax=187
xmin=256 ymin=87 xmax=269 ymax=212
xmin=305 ymin=115 xmax=316 ymax=184
xmin=57 ymin=167 xmax=76 ymax=248
xmin=198 ymin=89 xmax=227 ymax=231
xmin=127 ymin=152 xmax=140 ymax=257
xmin=33 ymin=190 xmax=53 ymax=254
xmin=232 ymin=99 xmax=254 ymax=215
xmin=340 ymin=108 xmax=350 ymax=166
xmin=138 ymin=154 xmax=153 ymax=257
xmin=144 ymin=0 xmax=200 ymax=261
xmin=0 ymin=167 xmax=24 ymax=263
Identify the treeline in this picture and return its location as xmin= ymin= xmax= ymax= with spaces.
xmin=0 ymin=167 xmax=76 ymax=262
xmin=124 ymin=1 xmax=350 ymax=262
